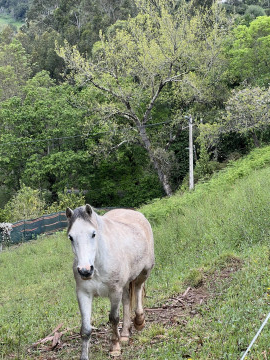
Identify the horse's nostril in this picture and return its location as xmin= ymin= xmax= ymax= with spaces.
xmin=78 ymin=266 xmax=94 ymax=277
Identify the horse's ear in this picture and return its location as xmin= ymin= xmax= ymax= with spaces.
xmin=66 ymin=207 xmax=73 ymax=220
xmin=85 ymin=204 xmax=92 ymax=217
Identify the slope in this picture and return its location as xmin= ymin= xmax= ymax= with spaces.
xmin=0 ymin=146 xmax=270 ymax=359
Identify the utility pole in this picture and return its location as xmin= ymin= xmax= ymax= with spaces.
xmin=189 ymin=115 xmax=194 ymax=190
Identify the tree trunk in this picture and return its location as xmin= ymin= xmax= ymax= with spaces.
xmin=251 ymin=130 xmax=260 ymax=148
xmin=138 ymin=125 xmax=173 ymax=196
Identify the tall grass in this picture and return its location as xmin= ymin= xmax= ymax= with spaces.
xmin=0 ymin=146 xmax=270 ymax=359
xmin=149 ymin=166 xmax=270 ymax=296
xmin=140 ymin=146 xmax=270 ymax=224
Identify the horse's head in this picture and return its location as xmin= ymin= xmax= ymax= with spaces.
xmin=66 ymin=204 xmax=97 ymax=280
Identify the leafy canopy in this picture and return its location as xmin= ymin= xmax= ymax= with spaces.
xmin=227 ymin=16 xmax=270 ymax=86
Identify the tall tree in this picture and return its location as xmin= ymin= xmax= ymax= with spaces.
xmin=223 ymin=86 xmax=270 ymax=147
xmin=0 ymin=38 xmax=30 ymax=101
xmin=226 ymin=16 xmax=270 ymax=87
xmin=0 ymin=71 xmax=87 ymax=193
xmin=58 ymin=0 xmax=231 ymax=196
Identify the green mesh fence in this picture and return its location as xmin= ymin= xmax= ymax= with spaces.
xmin=9 ymin=212 xmax=68 ymax=245
xmin=0 ymin=208 xmax=128 ymax=250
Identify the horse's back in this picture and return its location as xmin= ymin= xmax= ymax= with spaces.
xmin=103 ymin=208 xmax=149 ymax=225
xmin=104 ymin=209 xmax=152 ymax=239
xmin=103 ymin=209 xmax=154 ymax=269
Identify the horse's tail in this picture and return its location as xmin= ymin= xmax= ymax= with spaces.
xmin=129 ymin=281 xmax=145 ymax=311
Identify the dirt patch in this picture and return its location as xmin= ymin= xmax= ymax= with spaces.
xmin=145 ymin=256 xmax=243 ymax=328
xmin=144 ymin=286 xmax=208 ymax=327
xmin=25 ymin=257 xmax=242 ymax=359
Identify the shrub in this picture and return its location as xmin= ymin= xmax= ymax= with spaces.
xmin=245 ymin=5 xmax=266 ymax=19
xmin=3 ymin=184 xmax=46 ymax=222
xmin=47 ymin=188 xmax=85 ymax=213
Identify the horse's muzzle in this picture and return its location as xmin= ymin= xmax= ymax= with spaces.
xmin=77 ymin=265 xmax=94 ymax=280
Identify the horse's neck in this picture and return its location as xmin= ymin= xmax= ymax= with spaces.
xmin=93 ymin=212 xmax=108 ymax=270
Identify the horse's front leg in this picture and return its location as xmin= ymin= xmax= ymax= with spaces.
xmin=109 ymin=290 xmax=123 ymax=357
xmin=77 ymin=289 xmax=93 ymax=360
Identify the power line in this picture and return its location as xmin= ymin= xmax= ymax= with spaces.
xmin=0 ymin=134 xmax=85 ymax=147
xmin=0 ymin=119 xmax=185 ymax=147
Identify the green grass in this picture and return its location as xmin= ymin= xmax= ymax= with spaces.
xmin=0 ymin=13 xmax=23 ymax=31
xmin=0 ymin=146 xmax=270 ymax=359
xmin=140 ymin=146 xmax=270 ymax=224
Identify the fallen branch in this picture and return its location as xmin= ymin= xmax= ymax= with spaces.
xmin=183 ymin=287 xmax=191 ymax=297
xmin=29 ymin=323 xmax=81 ymax=350
xmin=30 ymin=323 xmax=64 ymax=348
xmin=52 ymin=331 xmax=62 ymax=349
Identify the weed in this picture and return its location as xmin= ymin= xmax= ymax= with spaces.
xmin=184 ymin=269 xmax=204 ymax=288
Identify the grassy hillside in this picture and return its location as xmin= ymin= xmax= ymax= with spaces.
xmin=0 ymin=146 xmax=270 ymax=359
xmin=0 ymin=13 xmax=23 ymax=31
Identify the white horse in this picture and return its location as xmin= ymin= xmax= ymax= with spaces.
xmin=66 ymin=204 xmax=154 ymax=360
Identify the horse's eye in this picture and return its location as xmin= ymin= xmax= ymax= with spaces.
xmin=69 ymin=235 xmax=74 ymax=242
xmin=92 ymin=232 xmax=96 ymax=238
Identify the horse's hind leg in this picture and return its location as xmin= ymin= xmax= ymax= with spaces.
xmin=120 ymin=284 xmax=131 ymax=343
xmin=133 ymin=270 xmax=149 ymax=331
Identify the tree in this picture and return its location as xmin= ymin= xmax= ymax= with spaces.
xmin=222 ymin=86 xmax=270 ymax=147
xmin=17 ymin=29 xmax=65 ymax=81
xmin=58 ymin=1 xmax=231 ymax=196
xmin=245 ymin=4 xmax=266 ymax=20
xmin=0 ymin=71 xmax=87 ymax=194
xmin=226 ymin=16 xmax=270 ymax=87
xmin=0 ymin=39 xmax=30 ymax=101
xmin=25 ymin=0 xmax=137 ymax=55
xmin=0 ymin=69 xmax=164 ymax=208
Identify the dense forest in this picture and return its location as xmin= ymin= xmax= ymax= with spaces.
xmin=0 ymin=0 xmax=269 ymax=221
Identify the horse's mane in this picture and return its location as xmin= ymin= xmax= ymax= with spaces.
xmin=67 ymin=206 xmax=99 ymax=232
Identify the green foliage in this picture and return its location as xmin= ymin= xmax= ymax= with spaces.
xmin=47 ymin=189 xmax=86 ymax=213
xmin=226 ymin=16 xmax=270 ymax=86
xmin=222 ymin=0 xmax=270 ymax=17
xmin=21 ymin=30 xmax=65 ymax=81
xmin=25 ymin=0 xmax=137 ymax=55
xmin=194 ymin=140 xmax=211 ymax=178
xmin=0 ymin=0 xmax=28 ymax=21
xmin=223 ymin=86 xmax=270 ymax=147
xmin=85 ymin=147 xmax=164 ymax=207
xmin=3 ymin=184 xmax=46 ymax=222
xmin=0 ymin=69 xmax=164 ymax=208
xmin=0 ymin=71 xmax=88 ymax=193
xmin=245 ymin=4 xmax=266 ymax=20
xmin=0 ymin=38 xmax=30 ymax=100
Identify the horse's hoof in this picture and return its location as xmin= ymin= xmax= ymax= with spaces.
xmin=110 ymin=341 xmax=121 ymax=357
xmin=109 ymin=349 xmax=121 ymax=357
xmin=134 ymin=317 xmax=145 ymax=331
xmin=120 ymin=336 xmax=129 ymax=344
